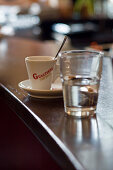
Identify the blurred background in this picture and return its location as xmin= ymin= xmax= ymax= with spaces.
xmin=0 ymin=0 xmax=113 ymax=51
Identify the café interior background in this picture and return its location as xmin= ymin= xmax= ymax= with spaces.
xmin=0 ymin=0 xmax=113 ymax=49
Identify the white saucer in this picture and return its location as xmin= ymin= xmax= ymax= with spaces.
xmin=18 ymin=79 xmax=63 ymax=99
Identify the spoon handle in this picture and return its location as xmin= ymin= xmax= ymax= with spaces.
xmin=55 ymin=35 xmax=67 ymax=59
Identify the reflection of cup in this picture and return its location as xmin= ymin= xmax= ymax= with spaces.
xmin=25 ymin=56 xmax=56 ymax=90
xmin=59 ymin=50 xmax=104 ymax=118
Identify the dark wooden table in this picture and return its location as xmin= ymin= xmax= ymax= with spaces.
xmin=0 ymin=37 xmax=113 ymax=170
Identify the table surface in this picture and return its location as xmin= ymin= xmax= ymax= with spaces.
xmin=0 ymin=37 xmax=113 ymax=170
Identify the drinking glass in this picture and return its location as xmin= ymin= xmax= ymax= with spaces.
xmin=59 ymin=50 xmax=103 ymax=118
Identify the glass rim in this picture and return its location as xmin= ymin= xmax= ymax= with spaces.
xmin=59 ymin=50 xmax=104 ymax=56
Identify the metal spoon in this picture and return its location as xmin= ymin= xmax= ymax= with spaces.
xmin=54 ymin=35 xmax=67 ymax=59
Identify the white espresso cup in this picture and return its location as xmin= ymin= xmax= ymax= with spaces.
xmin=25 ymin=56 xmax=56 ymax=90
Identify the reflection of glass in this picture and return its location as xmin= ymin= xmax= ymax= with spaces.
xmin=60 ymin=115 xmax=99 ymax=145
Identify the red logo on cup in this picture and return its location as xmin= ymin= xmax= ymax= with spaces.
xmin=33 ymin=67 xmax=53 ymax=80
